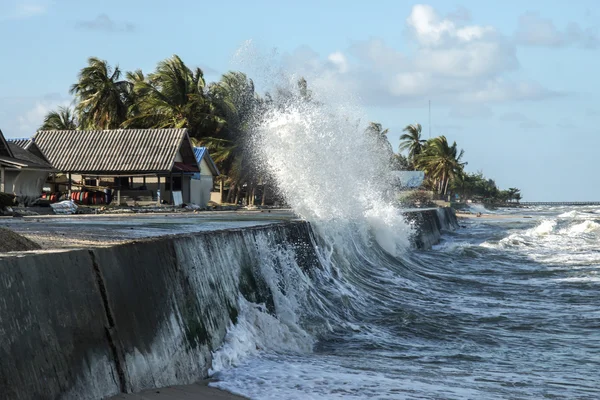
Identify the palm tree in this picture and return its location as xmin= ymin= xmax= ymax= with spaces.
xmin=366 ymin=122 xmax=394 ymax=163
xmin=417 ymin=136 xmax=466 ymax=196
xmin=70 ymin=57 xmax=131 ymax=129
xmin=201 ymin=71 xmax=260 ymax=203
xmin=123 ymin=55 xmax=224 ymax=136
xmin=399 ymin=123 xmax=426 ymax=168
xmin=40 ymin=106 xmax=78 ymax=130
xmin=507 ymin=187 xmax=521 ymax=203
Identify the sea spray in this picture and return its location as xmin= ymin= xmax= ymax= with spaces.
xmin=252 ymin=82 xmax=412 ymax=256
xmin=208 ymin=49 xmax=418 ymax=381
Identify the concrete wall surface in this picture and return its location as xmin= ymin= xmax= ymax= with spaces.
xmin=0 ymin=250 xmax=120 ymax=400
xmin=0 ymin=221 xmax=318 ymax=400
xmin=0 ymin=209 xmax=456 ymax=399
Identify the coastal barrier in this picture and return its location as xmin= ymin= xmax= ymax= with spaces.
xmin=0 ymin=208 xmax=456 ymax=400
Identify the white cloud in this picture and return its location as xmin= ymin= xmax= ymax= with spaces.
xmin=516 ymin=12 xmax=599 ymax=49
xmin=327 ymin=51 xmax=348 ymax=73
xmin=499 ymin=111 xmax=543 ymax=129
xmin=0 ymin=1 xmax=49 ymax=20
xmin=76 ymin=14 xmax=135 ymax=33
xmin=16 ymin=96 xmax=70 ymax=135
xmin=280 ymin=5 xmax=558 ymax=108
xmin=449 ymin=104 xmax=494 ymax=119
xmin=406 ymin=4 xmax=494 ymax=46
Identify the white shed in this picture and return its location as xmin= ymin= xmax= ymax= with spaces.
xmin=1 ymin=130 xmax=53 ymax=202
xmin=190 ymin=147 xmax=219 ymax=207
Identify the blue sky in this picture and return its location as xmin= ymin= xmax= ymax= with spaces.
xmin=0 ymin=0 xmax=598 ymax=200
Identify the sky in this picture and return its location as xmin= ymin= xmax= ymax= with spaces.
xmin=0 ymin=0 xmax=598 ymax=201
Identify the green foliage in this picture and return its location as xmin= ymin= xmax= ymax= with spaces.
xmin=122 ymin=55 xmax=225 ymax=136
xmin=399 ymin=123 xmax=425 ymax=169
xmin=451 ymin=172 xmax=521 ymax=203
xmin=416 ymin=135 xmax=466 ymax=196
xmin=44 ymin=55 xmax=524 ymax=205
xmin=398 ymin=190 xmax=435 ymax=208
xmin=391 ymin=153 xmax=410 ymax=170
xmin=69 ymin=57 xmax=131 ymax=129
xmin=39 ymin=106 xmax=77 ymax=130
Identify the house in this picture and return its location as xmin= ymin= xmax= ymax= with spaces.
xmin=29 ymin=129 xmax=200 ymax=205
xmin=390 ymin=171 xmax=425 ymax=189
xmin=0 ymin=129 xmax=54 ymax=202
xmin=191 ymin=147 xmax=219 ymax=207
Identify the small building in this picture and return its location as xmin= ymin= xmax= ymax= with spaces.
xmin=31 ymin=129 xmax=200 ymax=205
xmin=0 ymin=129 xmax=54 ymax=202
xmin=390 ymin=171 xmax=425 ymax=189
xmin=191 ymin=147 xmax=219 ymax=207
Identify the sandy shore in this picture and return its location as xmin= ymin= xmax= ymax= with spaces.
xmin=109 ymin=382 xmax=247 ymax=400
xmin=456 ymin=212 xmax=532 ymax=219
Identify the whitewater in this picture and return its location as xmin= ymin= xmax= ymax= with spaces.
xmin=204 ymin=204 xmax=600 ymax=399
xmin=201 ymin=65 xmax=599 ymax=398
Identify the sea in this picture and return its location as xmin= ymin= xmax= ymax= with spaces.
xmin=208 ymin=205 xmax=600 ymax=399
xmin=204 ymin=66 xmax=598 ymax=399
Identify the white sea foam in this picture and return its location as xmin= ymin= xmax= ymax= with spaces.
xmin=562 ymin=220 xmax=600 ymax=235
xmin=527 ymin=219 xmax=557 ymax=236
xmin=209 ymin=298 xmax=314 ymax=375
xmin=253 ymin=96 xmax=411 ymax=255
xmin=558 ymin=210 xmax=580 ymax=218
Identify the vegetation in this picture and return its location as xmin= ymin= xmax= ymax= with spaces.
xmin=41 ymin=55 xmax=300 ymax=205
xmin=397 ymin=123 xmax=522 ymax=204
xmin=364 ymin=120 xmax=522 ymax=204
xmin=399 ymin=123 xmax=425 ymax=169
xmin=42 ymin=54 xmax=521 ymax=205
xmin=40 ymin=106 xmax=77 ymax=130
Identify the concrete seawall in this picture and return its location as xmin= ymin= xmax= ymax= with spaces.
xmin=0 ymin=208 xmax=456 ymax=399
xmin=408 ymin=207 xmax=459 ymax=249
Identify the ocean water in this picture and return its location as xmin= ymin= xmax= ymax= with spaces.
xmin=206 ymin=59 xmax=598 ymax=398
xmin=209 ymin=206 xmax=600 ymax=399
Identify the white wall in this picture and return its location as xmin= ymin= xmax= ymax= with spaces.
xmin=199 ymin=158 xmax=214 ymax=176
xmin=190 ymin=175 xmax=214 ymax=207
xmin=5 ymin=170 xmax=48 ymax=197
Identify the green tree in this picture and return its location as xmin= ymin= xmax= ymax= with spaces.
xmin=417 ymin=135 xmax=466 ymax=196
xmin=366 ymin=122 xmax=393 ymax=158
xmin=40 ymin=106 xmax=78 ymax=130
xmin=391 ymin=153 xmax=410 ymax=170
xmin=70 ymin=57 xmax=131 ymax=129
xmin=123 ymin=55 xmax=224 ymax=136
xmin=201 ymin=71 xmax=261 ymax=203
xmin=399 ymin=123 xmax=426 ymax=168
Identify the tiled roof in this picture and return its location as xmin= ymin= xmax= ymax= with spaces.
xmin=34 ymin=129 xmax=196 ymax=174
xmin=0 ymin=130 xmax=52 ymax=170
xmin=7 ymin=143 xmax=52 ymax=169
xmin=8 ymin=138 xmax=32 ymax=149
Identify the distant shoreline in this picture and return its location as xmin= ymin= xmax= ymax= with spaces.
xmin=455 ymin=212 xmax=532 ymax=220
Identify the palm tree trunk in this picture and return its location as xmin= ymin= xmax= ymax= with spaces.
xmin=227 ymin=183 xmax=235 ymax=203
xmin=261 ymin=184 xmax=267 ymax=206
xmin=234 ymin=185 xmax=240 ymax=205
xmin=443 ymin=177 xmax=450 ymax=196
xmin=440 ymin=171 xmax=447 ymax=195
xmin=219 ymin=177 xmax=224 ymax=203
